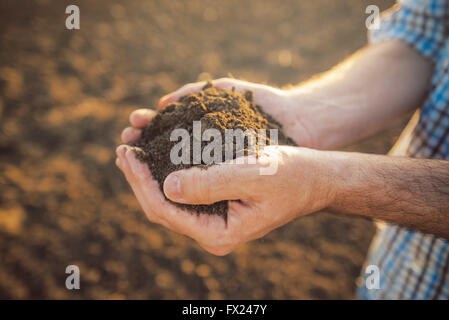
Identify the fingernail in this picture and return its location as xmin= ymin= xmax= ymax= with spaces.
xmin=126 ymin=149 xmax=141 ymax=176
xmin=164 ymin=173 xmax=182 ymax=200
xmin=116 ymin=150 xmax=129 ymax=171
xmin=116 ymin=145 xmax=126 ymax=157
xmin=125 ymin=146 xmax=134 ymax=159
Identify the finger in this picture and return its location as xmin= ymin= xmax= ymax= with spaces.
xmin=116 ymin=145 xmax=131 ymax=172
xmin=158 ymin=81 xmax=207 ymax=109
xmin=213 ymin=78 xmax=282 ymax=106
xmin=123 ymin=147 xmax=194 ymax=226
xmin=124 ymin=148 xmax=245 ymax=252
xmin=158 ymin=78 xmax=278 ymax=110
xmin=213 ymin=78 xmax=257 ymax=92
xmin=163 ymin=159 xmax=260 ymax=205
xmin=117 ymin=145 xmax=167 ymax=227
xmin=199 ymin=243 xmax=235 ymax=256
xmin=125 ymin=149 xmax=229 ymax=239
xmin=125 ymin=147 xmax=166 ymax=204
xmin=129 ymin=108 xmax=157 ymax=128
xmin=157 ymin=78 xmax=249 ymax=109
xmin=121 ymin=127 xmax=142 ymax=143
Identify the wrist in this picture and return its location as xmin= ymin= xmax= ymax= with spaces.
xmin=290 ymin=148 xmax=342 ymax=215
xmin=325 ymin=151 xmax=364 ymax=214
xmin=283 ymin=90 xmax=339 ymax=150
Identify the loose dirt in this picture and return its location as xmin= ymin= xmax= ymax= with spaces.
xmin=132 ymin=82 xmax=295 ymax=218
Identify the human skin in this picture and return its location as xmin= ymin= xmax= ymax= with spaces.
xmin=117 ymin=40 xmax=449 ymax=255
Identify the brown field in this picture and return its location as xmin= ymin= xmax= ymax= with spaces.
xmin=0 ymin=0 xmax=400 ymax=299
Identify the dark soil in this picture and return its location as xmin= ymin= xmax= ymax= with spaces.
xmin=132 ymin=82 xmax=295 ymax=218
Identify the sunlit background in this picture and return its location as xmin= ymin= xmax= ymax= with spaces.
xmin=0 ymin=0 xmax=399 ymax=299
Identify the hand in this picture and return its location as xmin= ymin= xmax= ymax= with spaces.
xmin=117 ymin=107 xmax=336 ymax=255
xmin=159 ymin=78 xmax=317 ymax=148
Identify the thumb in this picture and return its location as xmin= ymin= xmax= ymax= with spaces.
xmin=163 ymin=162 xmax=257 ymax=205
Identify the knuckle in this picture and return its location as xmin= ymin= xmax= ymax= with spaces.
xmin=210 ymin=248 xmax=232 ymax=256
xmin=215 ymin=167 xmax=232 ymax=188
xmin=183 ymin=169 xmax=209 ymax=204
xmin=200 ymin=170 xmax=214 ymax=204
xmin=138 ymin=166 xmax=153 ymax=185
xmin=201 ymin=244 xmax=234 ymax=256
xmin=120 ymin=128 xmax=129 ymax=141
xmin=216 ymin=77 xmax=232 ymax=85
xmin=129 ymin=110 xmax=136 ymax=123
xmin=183 ymin=82 xmax=195 ymax=91
xmin=196 ymin=227 xmax=238 ymax=256
xmin=143 ymin=210 xmax=161 ymax=225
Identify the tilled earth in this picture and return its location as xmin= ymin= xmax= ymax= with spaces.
xmin=0 ymin=0 xmax=397 ymax=299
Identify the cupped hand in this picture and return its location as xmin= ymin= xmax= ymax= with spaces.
xmin=117 ymin=145 xmax=334 ymax=256
xmin=117 ymin=80 xmax=333 ymax=255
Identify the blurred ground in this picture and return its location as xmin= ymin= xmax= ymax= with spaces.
xmin=0 ymin=0 xmax=399 ymax=299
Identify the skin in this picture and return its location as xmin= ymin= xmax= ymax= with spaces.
xmin=117 ymin=40 xmax=449 ymax=255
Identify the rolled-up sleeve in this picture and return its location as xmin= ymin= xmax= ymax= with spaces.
xmin=370 ymin=0 xmax=449 ymax=62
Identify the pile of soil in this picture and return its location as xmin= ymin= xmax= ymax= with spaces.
xmin=132 ymin=82 xmax=295 ymax=218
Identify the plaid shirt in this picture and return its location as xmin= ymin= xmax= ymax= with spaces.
xmin=357 ymin=0 xmax=449 ymax=299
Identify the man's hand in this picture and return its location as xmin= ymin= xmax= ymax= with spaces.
xmin=118 ymin=99 xmax=449 ymax=252
xmin=117 ymin=107 xmax=336 ymax=255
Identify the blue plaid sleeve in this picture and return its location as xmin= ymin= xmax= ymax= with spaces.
xmin=369 ymin=0 xmax=449 ymax=62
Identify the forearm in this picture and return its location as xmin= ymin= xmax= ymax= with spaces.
xmin=285 ymin=40 xmax=433 ymax=149
xmin=325 ymin=151 xmax=449 ymax=239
